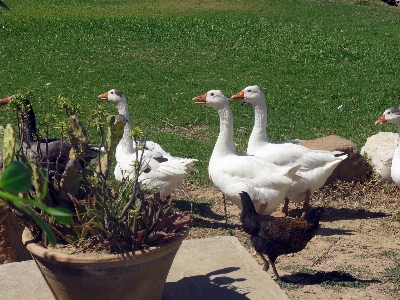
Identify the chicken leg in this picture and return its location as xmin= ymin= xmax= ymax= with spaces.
xmin=257 ymin=251 xmax=280 ymax=280
xmin=258 ymin=203 xmax=268 ymax=215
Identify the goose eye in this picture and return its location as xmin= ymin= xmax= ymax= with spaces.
xmin=247 ymin=89 xmax=252 ymax=93
xmin=210 ymin=93 xmax=214 ymax=96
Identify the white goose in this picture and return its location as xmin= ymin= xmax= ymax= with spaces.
xmin=231 ymin=85 xmax=348 ymax=216
xmin=98 ymin=89 xmax=196 ymax=197
xmin=193 ymin=90 xmax=301 ymax=215
xmin=375 ymin=107 xmax=400 ymax=187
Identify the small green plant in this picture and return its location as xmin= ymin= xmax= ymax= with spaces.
xmin=321 ymin=278 xmax=370 ymax=289
xmin=280 ymin=269 xmax=372 ymax=290
xmin=377 ymin=250 xmax=399 ymax=259
xmin=277 ymin=280 xmax=302 ymax=291
xmin=392 ymin=211 xmax=400 ymax=222
xmin=384 ymin=261 xmax=400 ymax=291
xmin=298 ymin=267 xmax=317 ymax=275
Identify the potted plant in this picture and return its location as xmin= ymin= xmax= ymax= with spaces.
xmin=0 ymin=93 xmax=191 ymax=300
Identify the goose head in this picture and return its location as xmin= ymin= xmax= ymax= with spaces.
xmin=98 ymin=89 xmax=125 ymax=105
xmin=231 ymin=85 xmax=264 ymax=105
xmin=375 ymin=107 xmax=400 ymax=125
xmin=192 ymin=90 xmax=229 ymax=110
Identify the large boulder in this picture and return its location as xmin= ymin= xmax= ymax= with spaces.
xmin=360 ymin=132 xmax=398 ymax=182
xmin=298 ymin=135 xmax=367 ymax=184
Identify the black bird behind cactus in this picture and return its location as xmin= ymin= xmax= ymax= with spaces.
xmin=0 ymin=95 xmax=98 ymax=173
xmin=239 ymin=191 xmax=327 ymax=280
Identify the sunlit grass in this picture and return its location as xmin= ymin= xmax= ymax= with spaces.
xmin=1 ymin=0 xmax=400 ymax=185
xmin=2 ymin=0 xmax=273 ymax=18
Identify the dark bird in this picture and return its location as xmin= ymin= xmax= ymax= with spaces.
xmin=239 ymin=191 xmax=326 ymax=280
xmin=0 ymin=95 xmax=98 ymax=173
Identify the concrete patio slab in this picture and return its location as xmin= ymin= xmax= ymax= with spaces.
xmin=0 ymin=236 xmax=288 ymax=300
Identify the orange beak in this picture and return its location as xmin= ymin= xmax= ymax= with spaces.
xmin=98 ymin=92 xmax=108 ymax=100
xmin=0 ymin=95 xmax=14 ymax=105
xmin=231 ymin=90 xmax=245 ymax=100
xmin=375 ymin=114 xmax=386 ymax=125
xmin=192 ymin=93 xmax=207 ymax=104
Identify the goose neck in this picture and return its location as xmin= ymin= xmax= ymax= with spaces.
xmin=116 ymin=99 xmax=134 ymax=156
xmin=397 ymin=123 xmax=400 ymax=147
xmin=212 ymin=106 xmax=237 ymax=157
xmin=116 ymin=99 xmax=130 ymax=121
xmin=249 ymin=100 xmax=270 ymax=145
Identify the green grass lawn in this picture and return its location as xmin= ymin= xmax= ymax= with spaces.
xmin=1 ymin=0 xmax=400 ymax=185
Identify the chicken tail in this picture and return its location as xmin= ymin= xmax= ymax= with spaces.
xmin=239 ymin=191 xmax=262 ymax=236
xmin=239 ymin=191 xmax=258 ymax=218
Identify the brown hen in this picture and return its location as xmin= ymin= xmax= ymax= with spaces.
xmin=239 ymin=191 xmax=326 ymax=280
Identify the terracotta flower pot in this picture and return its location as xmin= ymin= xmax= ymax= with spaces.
xmin=22 ymin=227 xmax=189 ymax=300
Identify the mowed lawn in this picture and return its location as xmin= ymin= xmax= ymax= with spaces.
xmin=1 ymin=0 xmax=400 ymax=184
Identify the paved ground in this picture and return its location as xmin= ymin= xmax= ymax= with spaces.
xmin=0 ymin=236 xmax=288 ymax=300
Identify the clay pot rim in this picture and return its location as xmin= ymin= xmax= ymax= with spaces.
xmin=22 ymin=226 xmax=189 ymax=266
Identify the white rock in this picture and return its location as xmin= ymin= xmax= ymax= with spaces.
xmin=361 ymin=132 xmax=398 ymax=182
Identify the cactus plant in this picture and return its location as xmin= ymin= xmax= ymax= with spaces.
xmin=2 ymin=124 xmax=16 ymax=169
xmin=1 ymin=94 xmax=190 ymax=250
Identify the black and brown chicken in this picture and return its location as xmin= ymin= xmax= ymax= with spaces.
xmin=239 ymin=191 xmax=326 ymax=280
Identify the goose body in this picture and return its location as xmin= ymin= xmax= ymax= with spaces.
xmin=113 ymin=151 xmax=187 ymax=197
xmin=231 ymin=86 xmax=347 ymax=215
xmin=98 ymin=89 xmax=196 ymax=196
xmin=193 ymin=90 xmax=300 ymax=215
xmin=375 ymin=107 xmax=400 ymax=187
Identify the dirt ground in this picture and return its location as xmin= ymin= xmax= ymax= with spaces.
xmin=1 ymin=160 xmax=399 ymax=298
xmin=174 ymin=179 xmax=400 ymax=300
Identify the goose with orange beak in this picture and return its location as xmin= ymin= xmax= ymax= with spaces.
xmin=231 ymin=85 xmax=347 ymax=217
xmin=193 ymin=89 xmax=300 ymax=216
xmin=375 ymin=107 xmax=400 ymax=187
xmin=99 ymin=89 xmax=197 ymax=197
